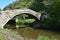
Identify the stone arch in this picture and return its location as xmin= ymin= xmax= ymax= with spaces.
xmin=4 ymin=13 xmax=40 ymax=29
xmin=0 ymin=8 xmax=41 ymax=29
xmin=13 ymin=13 xmax=40 ymax=20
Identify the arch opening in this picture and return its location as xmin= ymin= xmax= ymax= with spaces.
xmin=4 ymin=13 xmax=40 ymax=29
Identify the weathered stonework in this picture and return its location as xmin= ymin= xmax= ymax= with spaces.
xmin=0 ymin=8 xmax=41 ymax=29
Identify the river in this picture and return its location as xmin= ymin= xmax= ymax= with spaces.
xmin=15 ymin=28 xmax=60 ymax=40
xmin=4 ymin=24 xmax=60 ymax=40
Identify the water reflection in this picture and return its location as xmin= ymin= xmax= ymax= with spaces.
xmin=15 ymin=27 xmax=60 ymax=40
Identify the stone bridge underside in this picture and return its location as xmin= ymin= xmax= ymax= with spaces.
xmin=0 ymin=8 xmax=41 ymax=29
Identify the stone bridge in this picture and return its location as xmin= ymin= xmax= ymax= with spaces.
xmin=0 ymin=8 xmax=41 ymax=29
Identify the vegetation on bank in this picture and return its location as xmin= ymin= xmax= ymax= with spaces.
xmin=0 ymin=28 xmax=18 ymax=36
xmin=0 ymin=28 xmax=23 ymax=40
xmin=37 ymin=36 xmax=58 ymax=40
xmin=0 ymin=33 xmax=7 ymax=40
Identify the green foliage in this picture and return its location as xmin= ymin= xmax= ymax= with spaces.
xmin=37 ymin=36 xmax=58 ymax=40
xmin=25 ymin=19 xmax=35 ymax=23
xmin=29 ymin=0 xmax=45 ymax=12
xmin=49 ymin=0 xmax=60 ymax=27
xmin=3 ymin=0 xmax=33 ymax=10
xmin=16 ymin=19 xmax=26 ymax=24
xmin=0 ymin=33 xmax=7 ymax=40
xmin=40 ymin=0 xmax=60 ymax=29
xmin=16 ymin=19 xmax=35 ymax=24
xmin=3 ymin=0 xmax=44 ymax=12
xmin=37 ymin=36 xmax=50 ymax=40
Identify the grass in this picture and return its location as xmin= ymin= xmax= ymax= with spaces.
xmin=37 ymin=36 xmax=50 ymax=40
xmin=0 ymin=33 xmax=7 ymax=40
xmin=37 ymin=36 xmax=58 ymax=40
xmin=2 ymin=28 xmax=18 ymax=36
xmin=0 ymin=28 xmax=19 ymax=40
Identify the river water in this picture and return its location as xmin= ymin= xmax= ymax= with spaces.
xmin=15 ymin=28 xmax=60 ymax=40
xmin=5 ymin=24 xmax=60 ymax=40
